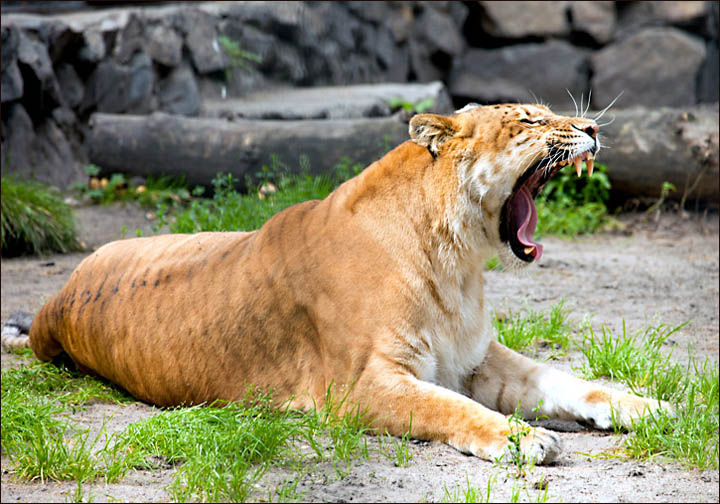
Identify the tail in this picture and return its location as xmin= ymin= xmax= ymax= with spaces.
xmin=1 ymin=311 xmax=34 ymax=351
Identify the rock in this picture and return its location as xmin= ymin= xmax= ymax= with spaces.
xmin=182 ymin=8 xmax=227 ymax=74
xmin=84 ymin=52 xmax=155 ymax=114
xmin=616 ymin=1 xmax=708 ymax=30
xmin=590 ymin=28 xmax=706 ymax=108
xmin=385 ymin=43 xmax=410 ymax=83
xmin=414 ymin=6 xmax=464 ymax=57
xmin=1 ymin=102 xmax=85 ymax=188
xmin=55 ymin=63 xmax=83 ymax=108
xmin=16 ymin=30 xmax=63 ymax=109
xmin=77 ymin=28 xmax=106 ymax=63
xmin=480 ymin=1 xmax=570 ymax=38
xmin=113 ymin=13 xmax=144 ymax=64
xmin=344 ymin=1 xmax=390 ymax=24
xmin=698 ymin=2 xmax=719 ymax=103
xmin=409 ymin=39 xmax=444 ymax=82
xmin=1 ymin=26 xmax=23 ymax=103
xmin=145 ymin=22 xmax=183 ymax=67
xmin=158 ymin=65 xmax=200 ymax=116
xmin=1 ymin=59 xmax=24 ymax=103
xmin=570 ymin=1 xmax=616 ymax=44
xmin=595 ymin=104 xmax=719 ymax=205
xmin=449 ymin=41 xmax=588 ymax=108
xmin=201 ymin=82 xmax=452 ymax=121
xmin=390 ymin=4 xmax=414 ymax=43
xmin=87 ymin=112 xmax=412 ymax=189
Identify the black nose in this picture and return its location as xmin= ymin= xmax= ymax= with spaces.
xmin=583 ymin=124 xmax=598 ymax=138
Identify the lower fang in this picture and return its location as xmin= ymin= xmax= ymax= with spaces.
xmin=524 ymin=246 xmax=535 ymax=255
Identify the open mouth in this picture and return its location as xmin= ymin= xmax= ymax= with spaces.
xmin=500 ymin=149 xmax=597 ymax=262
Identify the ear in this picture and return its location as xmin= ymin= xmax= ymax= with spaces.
xmin=409 ymin=113 xmax=458 ymax=156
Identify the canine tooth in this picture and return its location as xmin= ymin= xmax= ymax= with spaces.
xmin=574 ymin=157 xmax=583 ymax=177
xmin=586 ymin=158 xmax=594 ymax=177
xmin=524 ymin=246 xmax=535 ymax=255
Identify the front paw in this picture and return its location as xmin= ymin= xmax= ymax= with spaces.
xmin=501 ymin=424 xmax=563 ymax=465
xmin=587 ymin=392 xmax=674 ymax=430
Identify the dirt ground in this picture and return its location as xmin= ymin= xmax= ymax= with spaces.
xmin=1 ymin=202 xmax=718 ymax=503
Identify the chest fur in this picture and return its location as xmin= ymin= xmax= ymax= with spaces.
xmin=410 ymin=271 xmax=493 ymax=393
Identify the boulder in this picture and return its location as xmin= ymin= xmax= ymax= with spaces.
xmin=616 ymin=1 xmax=708 ymax=31
xmin=158 ymin=65 xmax=200 ymax=116
xmin=77 ymin=28 xmax=106 ymax=63
xmin=590 ymin=28 xmax=706 ymax=108
xmin=480 ymin=1 xmax=570 ymax=38
xmin=16 ymin=30 xmax=62 ymax=108
xmin=569 ymin=1 xmax=616 ymax=44
xmin=1 ymin=26 xmax=23 ymax=103
xmin=181 ymin=9 xmax=227 ymax=74
xmin=449 ymin=41 xmax=588 ymax=108
xmin=414 ymin=6 xmax=464 ymax=57
xmin=145 ymin=23 xmax=183 ymax=67
xmin=1 ymin=102 xmax=85 ymax=188
xmin=83 ymin=52 xmax=155 ymax=114
xmin=55 ymin=63 xmax=84 ymax=108
xmin=87 ymin=112 xmax=411 ymax=188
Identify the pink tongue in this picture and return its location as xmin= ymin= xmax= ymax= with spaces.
xmin=512 ymin=187 xmax=543 ymax=260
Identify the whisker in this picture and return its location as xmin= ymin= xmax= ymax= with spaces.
xmin=597 ymin=116 xmax=616 ymax=128
xmin=594 ymin=91 xmax=624 ymax=122
xmin=584 ymin=89 xmax=592 ymax=118
xmin=566 ymin=89 xmax=579 ymax=117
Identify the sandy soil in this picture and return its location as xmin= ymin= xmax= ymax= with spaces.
xmin=1 ymin=202 xmax=718 ymax=503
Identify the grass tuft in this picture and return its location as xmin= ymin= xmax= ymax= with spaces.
xmin=535 ymin=162 xmax=612 ymax=237
xmin=159 ymin=157 xmax=363 ymax=234
xmin=1 ymin=176 xmax=82 ymax=256
xmin=493 ymin=300 xmax=576 ymax=358
xmin=579 ymin=320 xmax=718 ymax=470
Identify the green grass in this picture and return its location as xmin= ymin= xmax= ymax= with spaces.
xmin=579 ymin=321 xmax=718 ymax=470
xmin=580 ymin=321 xmax=688 ymax=397
xmin=535 ymin=162 xmax=612 ymax=237
xmin=72 ymin=164 xmax=203 ymax=208
xmin=493 ymin=300 xmax=576 ymax=358
xmin=1 ymin=176 xmax=83 ymax=256
xmin=1 ymin=359 xmax=134 ymax=483
xmin=159 ymin=157 xmax=362 ymax=233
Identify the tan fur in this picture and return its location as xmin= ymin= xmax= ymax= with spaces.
xmin=29 ymin=104 xmax=671 ymax=464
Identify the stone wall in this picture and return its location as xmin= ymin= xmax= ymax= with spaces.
xmin=1 ymin=1 xmax=718 ymax=193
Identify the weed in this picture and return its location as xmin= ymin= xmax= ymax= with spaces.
xmin=389 ymin=97 xmax=435 ymax=114
xmin=505 ymin=404 xmax=532 ymax=478
xmin=484 ymin=255 xmax=501 ymax=271
xmin=622 ymin=358 xmax=719 ymax=470
xmin=493 ymin=300 xmax=576 ymax=358
xmin=535 ymin=162 xmax=613 ymax=237
xmin=1 ymin=176 xmax=82 ymax=256
xmin=441 ymin=473 xmax=495 ymax=503
xmin=379 ymin=413 xmax=414 ymax=468
xmin=217 ymin=35 xmax=263 ymax=83
xmin=580 ymin=320 xmax=687 ymax=395
xmin=579 ymin=320 xmax=718 ymax=470
xmin=161 ymin=157 xmax=363 ymax=234
xmin=72 ymin=165 xmax=202 ymax=208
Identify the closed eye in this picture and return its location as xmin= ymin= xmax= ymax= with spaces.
xmin=518 ymin=118 xmax=537 ymax=125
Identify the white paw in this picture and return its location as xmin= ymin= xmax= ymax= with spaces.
xmin=584 ymin=393 xmax=674 ymax=430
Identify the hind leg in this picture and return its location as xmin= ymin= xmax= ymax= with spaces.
xmin=469 ymin=341 xmax=672 ymax=430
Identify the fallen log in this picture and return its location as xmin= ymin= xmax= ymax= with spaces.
xmin=87 ymin=105 xmax=719 ymax=206
xmin=589 ymin=104 xmax=719 ymax=206
xmin=87 ymin=112 xmax=410 ymax=188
